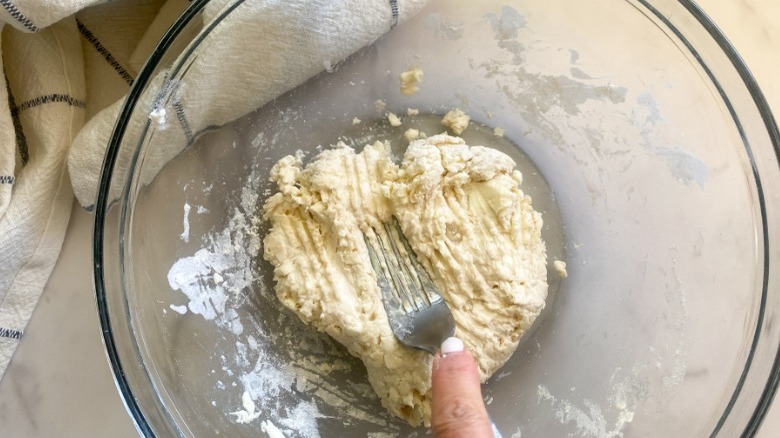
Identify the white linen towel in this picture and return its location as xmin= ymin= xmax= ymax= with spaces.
xmin=0 ymin=13 xmax=87 ymax=377
xmin=68 ymin=0 xmax=427 ymax=208
xmin=0 ymin=0 xmax=426 ymax=379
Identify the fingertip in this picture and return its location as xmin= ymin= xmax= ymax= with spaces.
xmin=430 ymin=350 xmax=492 ymax=437
xmin=430 ymin=337 xmax=493 ymax=437
xmin=441 ymin=337 xmax=464 ymax=355
xmin=433 ymin=337 xmax=479 ymax=377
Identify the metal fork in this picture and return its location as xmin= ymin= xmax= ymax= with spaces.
xmin=363 ymin=218 xmax=455 ymax=354
xmin=366 ymin=222 xmax=505 ymax=437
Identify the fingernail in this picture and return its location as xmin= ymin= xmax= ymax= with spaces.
xmin=441 ymin=337 xmax=464 ymax=355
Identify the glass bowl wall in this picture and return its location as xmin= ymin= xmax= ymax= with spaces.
xmin=95 ymin=0 xmax=780 ymax=436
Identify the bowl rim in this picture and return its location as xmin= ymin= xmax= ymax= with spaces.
xmin=92 ymin=0 xmax=780 ymax=436
xmin=638 ymin=1 xmax=780 ymax=434
xmin=93 ymin=0 xmax=212 ymax=435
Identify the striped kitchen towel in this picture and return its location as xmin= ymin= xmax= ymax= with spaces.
xmin=67 ymin=0 xmax=428 ymax=209
xmin=0 ymin=11 xmax=87 ymax=378
xmin=0 ymin=0 xmax=191 ymax=378
xmin=0 ymin=0 xmax=427 ymax=379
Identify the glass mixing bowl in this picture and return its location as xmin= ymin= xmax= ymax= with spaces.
xmin=94 ymin=0 xmax=780 ymax=436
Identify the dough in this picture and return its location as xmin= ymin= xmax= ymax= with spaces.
xmin=553 ymin=260 xmax=568 ymax=278
xmin=400 ymin=66 xmax=424 ymax=96
xmin=263 ymin=134 xmax=547 ymax=426
xmin=387 ymin=112 xmax=402 ymax=127
xmin=441 ymin=108 xmax=470 ymax=134
xmin=404 ymin=128 xmax=421 ymax=142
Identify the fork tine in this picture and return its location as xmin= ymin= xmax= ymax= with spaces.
xmin=374 ymin=224 xmax=419 ymax=313
xmin=365 ymin=229 xmax=413 ymax=314
xmin=363 ymin=217 xmax=456 ymax=354
xmin=383 ymin=222 xmax=427 ymax=312
xmin=363 ymin=231 xmax=395 ymax=303
xmin=391 ymin=217 xmax=439 ymax=306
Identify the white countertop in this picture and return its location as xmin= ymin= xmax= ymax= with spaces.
xmin=0 ymin=0 xmax=778 ymax=436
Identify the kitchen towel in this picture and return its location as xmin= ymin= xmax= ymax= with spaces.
xmin=0 ymin=0 xmax=180 ymax=378
xmin=0 ymin=0 xmax=426 ymax=379
xmin=69 ymin=0 xmax=427 ymax=209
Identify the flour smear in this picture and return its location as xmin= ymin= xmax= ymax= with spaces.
xmin=166 ymin=142 xmax=404 ymax=437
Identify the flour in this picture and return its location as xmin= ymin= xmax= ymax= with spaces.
xmin=660 ymin=262 xmax=690 ymax=389
xmin=167 ymin=163 xmax=401 ymax=436
xmin=167 ymin=226 xmax=251 ymax=325
xmin=149 ymin=107 xmax=168 ymax=130
xmin=262 ymin=420 xmax=286 ymax=438
xmin=180 ymin=203 xmax=191 ymax=242
xmin=169 ymin=304 xmax=187 ymax=315
xmin=536 ymin=367 xmax=646 ymax=438
xmin=231 ymin=391 xmax=262 ymax=424
xmin=538 ymin=385 xmax=620 ymax=438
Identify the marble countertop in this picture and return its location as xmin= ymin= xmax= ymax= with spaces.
xmin=0 ymin=0 xmax=778 ymax=436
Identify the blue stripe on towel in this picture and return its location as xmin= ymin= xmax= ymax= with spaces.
xmin=13 ymin=94 xmax=87 ymax=113
xmin=5 ymin=77 xmax=29 ymax=166
xmin=76 ymin=19 xmax=135 ymax=86
xmin=0 ymin=0 xmax=40 ymax=32
xmin=389 ymin=0 xmax=399 ymax=29
xmin=0 ymin=327 xmax=23 ymax=340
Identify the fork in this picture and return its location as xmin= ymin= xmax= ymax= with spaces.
xmin=363 ymin=217 xmax=455 ymax=354
xmin=365 ymin=220 xmax=505 ymax=437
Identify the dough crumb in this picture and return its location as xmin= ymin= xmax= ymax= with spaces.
xmin=494 ymin=127 xmax=505 ymax=137
xmin=387 ymin=112 xmax=402 ymax=127
xmin=441 ymin=108 xmax=470 ymax=134
xmin=404 ymin=128 xmax=421 ymax=142
xmin=400 ymin=66 xmax=424 ymax=96
xmin=375 ymin=99 xmax=387 ymax=112
xmin=553 ymin=260 xmax=568 ymax=278
xmin=407 ymin=107 xmax=419 ymax=116
xmin=323 ymin=59 xmax=334 ymax=72
xmin=352 ymin=117 xmax=362 ymax=125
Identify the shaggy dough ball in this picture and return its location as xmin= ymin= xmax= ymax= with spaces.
xmin=262 ymin=134 xmax=547 ymax=426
